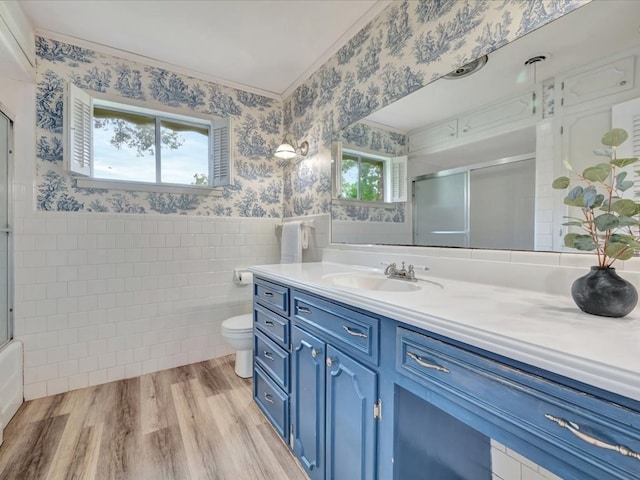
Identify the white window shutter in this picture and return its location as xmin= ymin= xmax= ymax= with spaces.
xmin=391 ymin=155 xmax=408 ymax=202
xmin=612 ymin=97 xmax=640 ymax=197
xmin=211 ymin=117 xmax=232 ymax=187
xmin=64 ymin=82 xmax=93 ymax=176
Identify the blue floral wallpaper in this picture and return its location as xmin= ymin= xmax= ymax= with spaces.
xmin=34 ymin=0 xmax=587 ymax=219
xmin=35 ymin=36 xmax=284 ymax=216
xmin=282 ymin=0 xmax=588 ymax=219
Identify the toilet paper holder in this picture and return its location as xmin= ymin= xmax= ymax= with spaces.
xmin=234 ymin=269 xmax=253 ymax=285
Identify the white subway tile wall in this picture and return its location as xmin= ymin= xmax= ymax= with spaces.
xmin=14 ymin=213 xmax=280 ymax=400
xmin=491 ymin=440 xmax=563 ymax=480
xmin=534 ymin=120 xmax=557 ymax=252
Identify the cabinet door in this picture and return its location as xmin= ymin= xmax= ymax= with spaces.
xmin=458 ymin=91 xmax=535 ymax=137
xmin=291 ymin=325 xmax=326 ymax=480
xmin=409 ymin=119 xmax=457 ymax=152
xmin=561 ymin=56 xmax=634 ymax=108
xmin=325 ymin=345 xmax=378 ymax=480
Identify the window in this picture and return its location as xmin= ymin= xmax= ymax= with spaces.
xmin=64 ymin=83 xmax=232 ymax=189
xmin=341 ymin=152 xmax=385 ymax=201
xmin=336 ymin=146 xmax=407 ymax=203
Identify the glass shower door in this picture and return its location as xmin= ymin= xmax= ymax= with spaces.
xmin=0 ymin=111 xmax=11 ymax=347
xmin=413 ymin=171 xmax=469 ymax=247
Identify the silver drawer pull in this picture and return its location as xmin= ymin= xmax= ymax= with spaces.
xmin=545 ymin=414 xmax=640 ymax=461
xmin=343 ymin=325 xmax=367 ymax=339
xmin=263 ymin=351 xmax=274 ymax=361
xmin=264 ymin=392 xmax=274 ymax=404
xmin=264 ymin=291 xmax=274 ymax=297
xmin=264 ymin=320 xmax=274 ymax=327
xmin=407 ymin=351 xmax=450 ymax=374
xmin=296 ymin=305 xmax=312 ymax=314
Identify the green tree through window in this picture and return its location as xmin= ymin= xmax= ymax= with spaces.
xmin=341 ymin=152 xmax=384 ymax=201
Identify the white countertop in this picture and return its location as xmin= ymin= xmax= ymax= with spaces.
xmin=249 ymin=262 xmax=640 ymax=403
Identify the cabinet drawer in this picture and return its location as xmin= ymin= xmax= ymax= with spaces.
xmin=254 ymin=365 xmax=289 ymax=441
xmin=293 ymin=291 xmax=379 ymax=364
xmin=255 ymin=277 xmax=289 ymax=316
xmin=396 ymin=327 xmax=640 ymax=479
xmin=255 ymin=304 xmax=289 ymax=347
xmin=254 ymin=329 xmax=289 ymax=391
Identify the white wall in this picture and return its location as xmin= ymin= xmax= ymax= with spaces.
xmin=15 ymin=213 xmax=280 ymax=399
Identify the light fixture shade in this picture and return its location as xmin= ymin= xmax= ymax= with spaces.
xmin=274 ymin=141 xmax=297 ymax=160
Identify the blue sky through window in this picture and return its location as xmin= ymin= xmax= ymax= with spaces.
xmin=93 ymin=115 xmax=209 ymax=185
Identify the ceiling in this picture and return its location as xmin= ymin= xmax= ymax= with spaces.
xmin=365 ymin=0 xmax=640 ymax=133
xmin=19 ymin=0 xmax=388 ymax=98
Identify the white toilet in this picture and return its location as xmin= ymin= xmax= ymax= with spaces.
xmin=221 ymin=313 xmax=253 ymax=378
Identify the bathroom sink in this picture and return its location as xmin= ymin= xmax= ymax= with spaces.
xmin=322 ymin=272 xmax=425 ymax=292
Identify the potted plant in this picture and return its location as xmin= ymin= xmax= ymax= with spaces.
xmin=552 ymin=128 xmax=639 ymax=318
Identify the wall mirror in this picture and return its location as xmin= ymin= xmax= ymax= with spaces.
xmin=331 ymin=1 xmax=640 ymax=251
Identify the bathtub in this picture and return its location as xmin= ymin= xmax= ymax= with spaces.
xmin=0 ymin=340 xmax=22 ymax=445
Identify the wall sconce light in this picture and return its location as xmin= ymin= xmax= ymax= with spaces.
xmin=274 ymin=134 xmax=309 ymax=160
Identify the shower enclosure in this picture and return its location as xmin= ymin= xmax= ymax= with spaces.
xmin=0 ymin=109 xmax=10 ymax=349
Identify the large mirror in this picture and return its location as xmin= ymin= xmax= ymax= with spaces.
xmin=331 ymin=1 xmax=640 ymax=251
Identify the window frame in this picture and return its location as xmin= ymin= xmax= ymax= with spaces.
xmin=65 ymin=83 xmax=232 ymax=194
xmin=340 ymin=148 xmax=387 ymax=202
xmin=334 ymin=144 xmax=407 ymax=204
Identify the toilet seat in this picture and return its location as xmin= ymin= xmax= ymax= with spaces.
xmin=222 ymin=313 xmax=253 ymax=333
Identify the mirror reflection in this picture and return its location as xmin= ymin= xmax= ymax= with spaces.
xmin=331 ymin=1 xmax=640 ymax=251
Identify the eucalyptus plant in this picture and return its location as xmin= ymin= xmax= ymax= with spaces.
xmin=552 ymin=128 xmax=639 ymax=268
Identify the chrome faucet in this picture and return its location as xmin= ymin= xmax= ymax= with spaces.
xmin=384 ymin=262 xmax=417 ymax=282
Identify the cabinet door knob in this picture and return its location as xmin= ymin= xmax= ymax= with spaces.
xmin=311 ymin=348 xmax=318 ymax=358
xmin=326 ymin=357 xmax=334 ymax=367
xmin=263 ymin=351 xmax=274 ymax=361
xmin=263 ymin=392 xmax=274 ymax=404
xmin=545 ymin=414 xmax=640 ymax=461
xmin=407 ymin=351 xmax=450 ymax=373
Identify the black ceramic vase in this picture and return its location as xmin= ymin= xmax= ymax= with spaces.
xmin=571 ymin=267 xmax=638 ymax=318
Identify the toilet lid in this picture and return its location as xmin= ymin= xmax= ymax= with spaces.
xmin=222 ymin=313 xmax=253 ymax=330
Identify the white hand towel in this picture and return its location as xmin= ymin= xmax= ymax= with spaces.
xmin=281 ymin=221 xmax=302 ymax=264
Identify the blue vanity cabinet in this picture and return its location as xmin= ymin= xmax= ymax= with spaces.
xmin=253 ymin=274 xmax=640 ymax=480
xmin=325 ymin=344 xmax=377 ymax=480
xmin=291 ymin=325 xmax=326 ymax=480
xmin=393 ymin=325 xmax=640 ymax=480
xmin=252 ymin=277 xmax=291 ymax=443
xmin=290 ymin=289 xmax=381 ymax=480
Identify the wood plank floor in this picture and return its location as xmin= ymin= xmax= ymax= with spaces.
xmin=0 ymin=356 xmax=307 ymax=480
